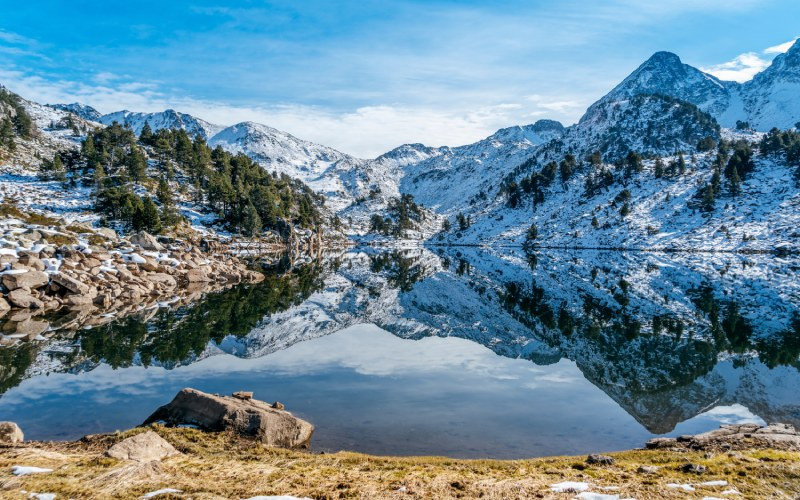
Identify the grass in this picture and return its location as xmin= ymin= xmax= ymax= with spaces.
xmin=1 ymin=426 xmax=799 ymax=499
xmin=0 ymin=200 xmax=60 ymax=227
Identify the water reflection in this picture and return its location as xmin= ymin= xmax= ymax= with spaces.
xmin=0 ymin=247 xmax=798 ymax=457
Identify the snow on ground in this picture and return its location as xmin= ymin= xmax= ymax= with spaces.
xmin=11 ymin=466 xmax=53 ymax=476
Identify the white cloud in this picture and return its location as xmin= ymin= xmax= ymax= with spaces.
xmin=702 ymin=36 xmax=799 ymax=83
xmin=763 ymin=36 xmax=799 ymax=54
xmin=701 ymin=52 xmax=771 ymax=83
xmin=0 ymin=67 xmax=581 ymax=158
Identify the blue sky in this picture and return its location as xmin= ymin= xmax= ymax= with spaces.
xmin=1 ymin=0 xmax=798 ymax=157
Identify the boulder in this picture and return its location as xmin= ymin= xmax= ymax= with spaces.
xmin=51 ymin=272 xmax=91 ymax=295
xmin=0 ymin=297 xmax=10 ymax=313
xmin=2 ymin=270 xmax=49 ymax=291
xmin=185 ymin=269 xmax=210 ymax=283
xmin=586 ymin=454 xmax=615 ymax=465
xmin=130 ymin=231 xmax=163 ymax=251
xmin=105 ymin=430 xmax=181 ymax=462
xmin=7 ymin=289 xmax=44 ymax=309
xmin=95 ymin=227 xmax=118 ymax=241
xmin=17 ymin=254 xmax=45 ymax=271
xmin=0 ymin=422 xmax=23 ymax=443
xmin=143 ymin=388 xmax=314 ymax=448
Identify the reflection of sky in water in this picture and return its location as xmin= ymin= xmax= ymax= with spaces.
xmin=0 ymin=324 xmax=765 ymax=458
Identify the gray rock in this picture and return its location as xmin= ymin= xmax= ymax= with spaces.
xmin=51 ymin=272 xmax=91 ymax=295
xmin=586 ymin=454 xmax=615 ymax=465
xmin=2 ymin=270 xmax=49 ymax=291
xmin=129 ymin=231 xmax=163 ymax=251
xmin=0 ymin=421 xmax=23 ymax=443
xmin=105 ymin=430 xmax=180 ymax=462
xmin=185 ymin=268 xmax=210 ymax=283
xmin=680 ymin=463 xmax=707 ymax=474
xmin=17 ymin=254 xmax=45 ymax=271
xmin=95 ymin=227 xmax=118 ymax=241
xmin=637 ymin=465 xmax=660 ymax=474
xmin=7 ymin=289 xmax=44 ymax=309
xmin=143 ymin=388 xmax=314 ymax=448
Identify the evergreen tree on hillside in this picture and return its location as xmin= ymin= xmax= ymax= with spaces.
xmin=0 ymin=118 xmax=14 ymax=152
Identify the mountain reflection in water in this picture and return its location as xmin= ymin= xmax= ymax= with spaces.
xmin=0 ymin=248 xmax=798 ymax=458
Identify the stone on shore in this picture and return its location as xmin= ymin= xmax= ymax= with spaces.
xmin=645 ymin=423 xmax=800 ymax=451
xmin=105 ymin=430 xmax=181 ymax=462
xmin=143 ymin=388 xmax=314 ymax=448
xmin=0 ymin=421 xmax=24 ymax=443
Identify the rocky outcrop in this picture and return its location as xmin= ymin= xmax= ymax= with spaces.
xmin=105 ymin=430 xmax=180 ymax=462
xmin=143 ymin=388 xmax=314 ymax=449
xmin=646 ymin=423 xmax=800 ymax=451
xmin=0 ymin=215 xmax=267 ymax=342
xmin=0 ymin=421 xmax=24 ymax=444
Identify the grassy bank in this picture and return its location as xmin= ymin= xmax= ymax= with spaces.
xmin=1 ymin=426 xmax=799 ymax=499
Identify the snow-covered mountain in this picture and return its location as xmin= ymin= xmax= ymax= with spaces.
xmin=47 ymin=102 xmax=102 ymax=122
xmin=591 ymin=39 xmax=800 ymax=131
xmin=96 ymin=109 xmax=224 ymax=140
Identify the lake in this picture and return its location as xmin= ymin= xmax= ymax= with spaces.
xmin=1 ymin=247 xmax=798 ymax=459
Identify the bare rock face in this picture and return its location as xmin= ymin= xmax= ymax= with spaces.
xmin=0 ymin=421 xmax=24 ymax=443
xmin=143 ymin=388 xmax=314 ymax=449
xmin=646 ymin=423 xmax=800 ymax=451
xmin=105 ymin=430 xmax=181 ymax=462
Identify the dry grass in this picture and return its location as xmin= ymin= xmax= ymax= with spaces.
xmin=1 ymin=426 xmax=799 ymax=499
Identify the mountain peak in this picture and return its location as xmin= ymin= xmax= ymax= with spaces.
xmin=643 ymin=51 xmax=683 ymax=67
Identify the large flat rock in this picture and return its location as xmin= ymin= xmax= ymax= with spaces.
xmin=143 ymin=388 xmax=314 ymax=449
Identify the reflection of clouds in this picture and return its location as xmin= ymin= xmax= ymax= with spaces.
xmin=696 ymin=404 xmax=766 ymax=426
xmin=3 ymin=324 xmax=586 ymax=405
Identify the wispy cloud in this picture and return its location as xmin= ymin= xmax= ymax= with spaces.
xmin=702 ymin=36 xmax=798 ymax=82
xmin=701 ymin=52 xmax=772 ymax=82
xmin=764 ymin=36 xmax=799 ymax=54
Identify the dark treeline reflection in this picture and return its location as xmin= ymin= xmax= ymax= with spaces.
xmin=80 ymin=260 xmax=326 ymax=368
xmin=0 ymin=258 xmax=326 ymax=391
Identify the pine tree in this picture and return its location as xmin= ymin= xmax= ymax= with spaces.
xmin=441 ymin=218 xmax=451 ymax=232
xmin=728 ymin=166 xmax=742 ymax=196
xmin=677 ymin=152 xmax=686 ymax=175
xmin=51 ymin=154 xmax=66 ymax=182
xmin=140 ymin=197 xmax=162 ymax=234
xmin=126 ymin=148 xmax=147 ymax=183
xmin=701 ymin=184 xmax=716 ymax=212
xmin=0 ymin=117 xmax=14 ymax=152
xmin=157 ymin=177 xmax=180 ymax=227
xmin=654 ymin=158 xmax=665 ymax=178
xmin=242 ymin=202 xmax=262 ymax=236
xmin=526 ymin=223 xmax=538 ymax=242
xmin=139 ymin=122 xmax=154 ymax=145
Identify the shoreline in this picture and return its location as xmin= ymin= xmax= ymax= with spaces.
xmin=1 ymin=423 xmax=798 ymax=499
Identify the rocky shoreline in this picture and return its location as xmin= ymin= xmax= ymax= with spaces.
xmin=0 ymin=208 xmax=267 ymax=343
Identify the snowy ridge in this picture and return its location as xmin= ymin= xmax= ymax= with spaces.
xmin=589 ymin=40 xmax=800 ymax=131
xmin=97 ymin=109 xmax=224 ymax=140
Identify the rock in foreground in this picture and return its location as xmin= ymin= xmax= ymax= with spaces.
xmin=0 ymin=422 xmax=23 ymax=444
xmin=143 ymin=388 xmax=314 ymax=449
xmin=646 ymin=423 xmax=800 ymax=451
xmin=105 ymin=430 xmax=180 ymax=462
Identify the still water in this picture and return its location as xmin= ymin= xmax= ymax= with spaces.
xmin=0 ymin=248 xmax=798 ymax=459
